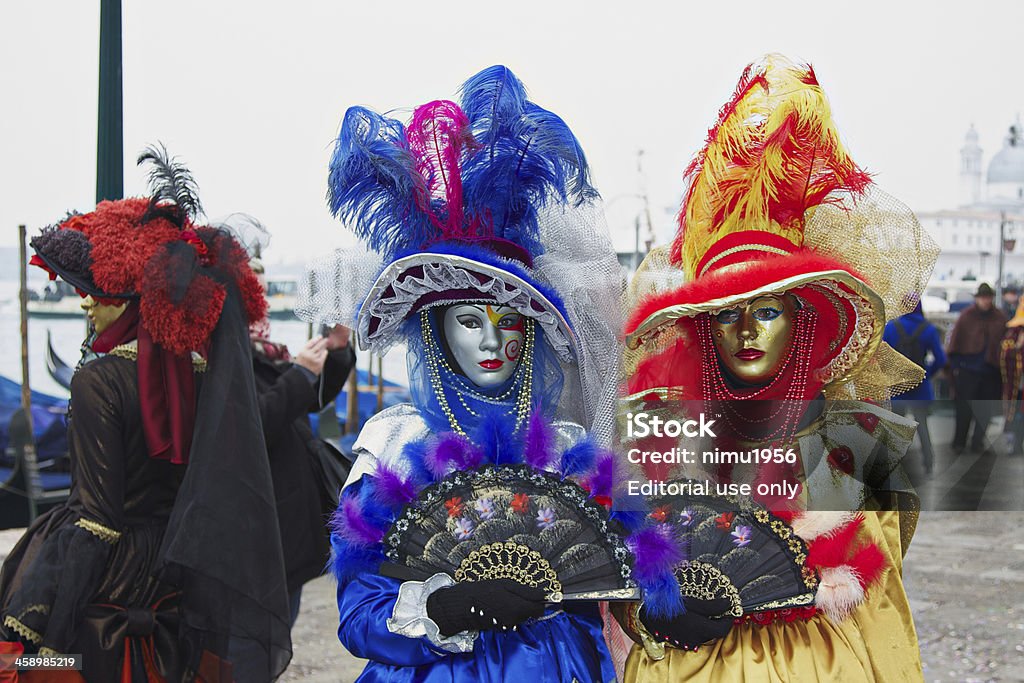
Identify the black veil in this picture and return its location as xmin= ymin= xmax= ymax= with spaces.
xmin=156 ymin=284 xmax=291 ymax=681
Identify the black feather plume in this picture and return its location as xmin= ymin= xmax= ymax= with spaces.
xmin=137 ymin=143 xmax=204 ymax=226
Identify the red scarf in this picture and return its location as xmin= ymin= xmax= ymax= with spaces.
xmin=92 ymin=302 xmax=196 ymax=464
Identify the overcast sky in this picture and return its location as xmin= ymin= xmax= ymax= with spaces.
xmin=2 ymin=1 xmax=1022 ymax=263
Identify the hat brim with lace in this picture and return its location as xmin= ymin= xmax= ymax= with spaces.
xmin=623 ymin=56 xmax=938 ymax=402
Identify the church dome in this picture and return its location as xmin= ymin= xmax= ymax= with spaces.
xmin=988 ymin=145 xmax=1024 ymax=183
xmin=987 ymin=121 xmax=1024 ymax=184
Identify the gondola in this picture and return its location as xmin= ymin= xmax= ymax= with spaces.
xmin=45 ymin=330 xmax=75 ymax=390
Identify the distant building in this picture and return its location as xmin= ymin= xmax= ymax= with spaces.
xmin=919 ymin=120 xmax=1024 ymax=299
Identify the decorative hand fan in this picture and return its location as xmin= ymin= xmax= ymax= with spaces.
xmin=331 ymin=413 xmax=669 ymax=603
xmin=380 ymin=463 xmax=638 ymax=601
xmin=647 ymin=481 xmax=817 ymax=619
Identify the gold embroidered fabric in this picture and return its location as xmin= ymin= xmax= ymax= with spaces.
xmin=75 ymin=518 xmax=122 ymax=544
xmin=3 ymin=615 xmax=42 ymax=644
xmin=107 ymin=340 xmax=208 ymax=372
xmin=108 ymin=343 xmax=138 ymax=361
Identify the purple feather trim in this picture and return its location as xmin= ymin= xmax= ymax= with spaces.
xmin=458 ymin=438 xmax=485 ymax=470
xmin=524 ymin=411 xmax=556 ymax=470
xmin=627 ymin=526 xmax=685 ymax=618
xmin=332 ymin=494 xmax=385 ymax=546
xmin=627 ymin=526 xmax=684 ymax=581
xmin=589 ymin=449 xmax=616 ymax=498
xmin=426 ymin=432 xmax=468 ymax=477
xmin=371 ymin=464 xmax=417 ymax=507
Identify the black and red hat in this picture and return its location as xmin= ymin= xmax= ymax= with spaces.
xmin=30 ymin=145 xmax=266 ymax=355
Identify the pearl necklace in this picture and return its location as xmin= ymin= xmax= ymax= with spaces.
xmin=420 ymin=311 xmax=535 ymax=436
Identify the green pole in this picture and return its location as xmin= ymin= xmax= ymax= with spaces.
xmin=96 ymin=0 xmax=123 ymax=203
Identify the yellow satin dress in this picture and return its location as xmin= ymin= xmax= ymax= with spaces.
xmin=623 ymin=510 xmax=923 ymax=682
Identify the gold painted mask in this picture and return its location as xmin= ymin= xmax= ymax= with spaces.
xmin=709 ymin=294 xmax=797 ymax=385
xmin=81 ymin=295 xmax=128 ymax=335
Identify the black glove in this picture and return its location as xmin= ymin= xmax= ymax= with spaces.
xmin=640 ymin=597 xmax=734 ymax=650
xmin=426 ymin=579 xmax=546 ymax=637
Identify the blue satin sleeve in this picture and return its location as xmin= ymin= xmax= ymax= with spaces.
xmin=339 ymin=581 xmax=616 ymax=683
xmin=336 ymin=572 xmax=450 ymax=666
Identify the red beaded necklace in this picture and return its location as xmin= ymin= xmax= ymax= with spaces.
xmin=697 ymin=307 xmax=819 ymax=443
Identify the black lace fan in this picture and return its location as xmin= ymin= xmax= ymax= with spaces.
xmin=379 ymin=464 xmax=639 ymax=601
xmin=649 ymin=480 xmax=817 ymax=618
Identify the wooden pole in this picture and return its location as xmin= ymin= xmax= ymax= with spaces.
xmin=376 ymin=355 xmax=384 ymax=412
xmin=19 ymin=224 xmax=42 ymax=522
xmin=344 ymin=331 xmax=359 ymax=435
xmin=18 ymin=225 xmax=33 ymax=433
xmin=345 ymin=365 xmax=358 ymax=435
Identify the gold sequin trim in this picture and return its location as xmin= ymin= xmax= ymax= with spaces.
xmin=4 ymin=615 xmax=42 ymax=644
xmin=108 ymin=343 xmax=138 ymax=361
xmin=107 ymin=340 xmax=207 ymax=372
xmin=38 ymin=647 xmax=60 ymax=656
xmin=75 ymin=518 xmax=122 ymax=544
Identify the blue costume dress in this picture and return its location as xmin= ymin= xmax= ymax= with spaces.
xmin=302 ymin=65 xmax=627 ymax=683
xmin=334 ymin=405 xmax=617 ymax=683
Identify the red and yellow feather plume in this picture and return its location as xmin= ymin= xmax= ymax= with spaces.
xmin=673 ymin=55 xmax=871 ymax=280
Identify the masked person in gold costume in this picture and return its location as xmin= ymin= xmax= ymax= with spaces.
xmin=616 ymin=55 xmax=939 ymax=682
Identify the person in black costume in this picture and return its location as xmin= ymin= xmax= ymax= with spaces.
xmin=0 ymin=146 xmax=291 ymax=682
xmin=250 ymin=311 xmax=355 ymax=615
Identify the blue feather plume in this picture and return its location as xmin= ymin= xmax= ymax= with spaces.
xmin=328 ymin=67 xmax=596 ymax=267
xmin=460 ymin=96 xmax=596 ymax=256
xmin=459 ymin=65 xmax=527 ymax=159
xmin=560 ymin=438 xmax=597 ymax=477
xmin=327 ymin=106 xmax=432 ymax=260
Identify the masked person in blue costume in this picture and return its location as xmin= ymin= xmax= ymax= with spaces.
xmin=297 ymin=66 xmax=625 ymax=683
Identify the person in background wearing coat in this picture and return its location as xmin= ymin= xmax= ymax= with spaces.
xmin=884 ymin=300 xmax=947 ymax=474
xmin=250 ymin=256 xmax=356 ymax=619
xmin=946 ymin=282 xmax=1008 ymax=454
xmin=1001 ymin=286 xmax=1019 ymax=319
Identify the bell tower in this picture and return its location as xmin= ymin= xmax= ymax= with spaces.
xmin=960 ymin=124 xmax=983 ymax=206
